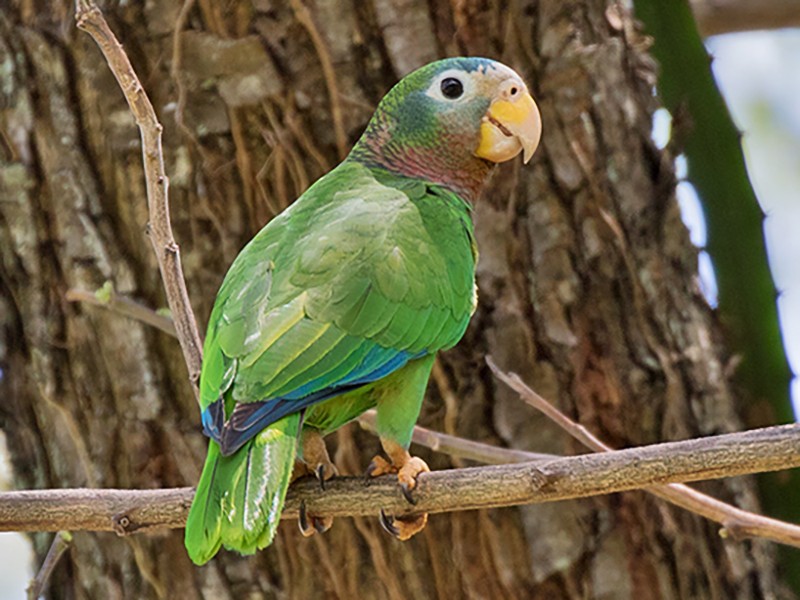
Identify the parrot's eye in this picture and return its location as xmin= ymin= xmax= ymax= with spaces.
xmin=440 ymin=77 xmax=464 ymax=100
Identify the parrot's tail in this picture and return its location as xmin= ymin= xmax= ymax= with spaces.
xmin=184 ymin=412 xmax=301 ymax=565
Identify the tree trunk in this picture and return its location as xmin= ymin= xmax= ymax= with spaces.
xmin=0 ymin=1 xmax=787 ymax=598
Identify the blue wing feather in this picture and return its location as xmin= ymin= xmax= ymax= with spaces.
xmin=206 ymin=347 xmax=425 ymax=455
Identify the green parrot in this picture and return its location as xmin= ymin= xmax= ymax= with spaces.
xmin=184 ymin=56 xmax=541 ymax=565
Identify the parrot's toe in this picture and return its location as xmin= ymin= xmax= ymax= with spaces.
xmin=299 ymin=428 xmax=339 ymax=491
xmin=298 ymin=500 xmax=333 ymax=538
xmin=379 ymin=509 xmax=400 ymax=536
xmin=313 ymin=462 xmax=338 ymax=491
xmin=365 ymin=455 xmax=394 ymax=480
xmin=397 ymin=456 xmax=429 ymax=504
xmin=378 ymin=509 xmax=428 ymax=541
xmin=366 ymin=450 xmax=429 ymax=504
xmin=400 ymin=481 xmax=416 ymax=505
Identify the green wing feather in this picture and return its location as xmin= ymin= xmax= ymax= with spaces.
xmin=200 ymin=161 xmax=475 ymax=411
xmin=185 ymin=160 xmax=477 ymax=563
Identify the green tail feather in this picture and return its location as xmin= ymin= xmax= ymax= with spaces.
xmin=184 ymin=413 xmax=301 ymax=565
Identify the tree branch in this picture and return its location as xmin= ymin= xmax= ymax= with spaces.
xmin=26 ymin=531 xmax=72 ymax=600
xmin=75 ymin=0 xmax=203 ymax=388
xmin=487 ymin=357 xmax=800 ymax=547
xmin=691 ymin=0 xmax=800 ymax=37
xmin=357 ymin=411 xmax=555 ymax=465
xmin=66 ymin=287 xmax=176 ymax=337
xmin=1 ymin=424 xmax=799 ymax=539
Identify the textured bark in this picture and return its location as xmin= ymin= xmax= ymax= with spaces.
xmin=0 ymin=1 xmax=788 ymax=599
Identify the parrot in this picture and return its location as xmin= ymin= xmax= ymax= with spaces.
xmin=184 ymin=56 xmax=541 ymax=565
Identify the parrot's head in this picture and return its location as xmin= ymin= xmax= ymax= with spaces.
xmin=350 ymin=57 xmax=541 ymax=200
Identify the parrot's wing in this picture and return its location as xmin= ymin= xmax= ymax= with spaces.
xmin=200 ymin=162 xmax=476 ymax=455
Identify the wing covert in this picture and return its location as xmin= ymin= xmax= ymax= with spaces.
xmin=199 ymin=161 xmax=476 ymax=451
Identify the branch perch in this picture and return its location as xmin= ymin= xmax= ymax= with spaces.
xmin=487 ymin=357 xmax=800 ymax=547
xmin=1 ymin=424 xmax=799 ymax=540
xmin=690 ymin=0 xmax=800 ymax=36
xmin=26 ymin=531 xmax=72 ymax=600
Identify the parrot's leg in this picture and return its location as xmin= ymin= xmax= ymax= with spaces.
xmin=367 ymin=437 xmax=430 ymax=496
xmin=366 ymin=355 xmax=435 ymax=540
xmin=296 ymin=427 xmax=335 ymax=537
xmin=300 ymin=427 xmax=339 ymax=487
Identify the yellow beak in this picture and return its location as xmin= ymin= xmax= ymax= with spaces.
xmin=474 ymin=90 xmax=542 ymax=164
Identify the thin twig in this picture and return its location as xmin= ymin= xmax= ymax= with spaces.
xmin=26 ymin=531 xmax=72 ymax=600
xmin=75 ymin=0 xmax=204 ymax=390
xmin=486 ymin=356 xmax=800 ymax=548
xmin=66 ymin=288 xmax=176 ymax=336
xmin=169 ymin=0 xmax=198 ymax=142
xmin=290 ymin=0 xmax=349 ymax=159
xmin=358 ymin=410 xmax=553 ymax=465
xmin=2 ymin=424 xmax=800 ymax=536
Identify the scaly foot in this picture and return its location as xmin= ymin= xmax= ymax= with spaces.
xmin=368 ymin=438 xmax=430 ymax=539
xmin=379 ymin=509 xmax=428 ymax=541
xmin=366 ymin=445 xmax=430 ymax=502
xmin=301 ymin=428 xmax=339 ymax=491
xmin=295 ymin=428 xmax=336 ymax=537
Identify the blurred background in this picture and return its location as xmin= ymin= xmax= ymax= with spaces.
xmin=2 ymin=8 xmax=799 ymax=600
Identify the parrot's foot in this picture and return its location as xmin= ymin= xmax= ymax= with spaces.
xmin=366 ymin=440 xmax=430 ymax=504
xmin=396 ymin=456 xmax=430 ymax=504
xmin=294 ymin=429 xmax=336 ymax=538
xmin=368 ymin=439 xmax=430 ymax=540
xmin=364 ymin=455 xmax=394 ymax=478
xmin=379 ymin=509 xmax=428 ymax=541
xmin=300 ymin=428 xmax=339 ymax=491
xmin=298 ymin=500 xmax=333 ymax=537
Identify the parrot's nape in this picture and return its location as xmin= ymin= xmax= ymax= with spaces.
xmin=184 ymin=57 xmax=541 ymax=565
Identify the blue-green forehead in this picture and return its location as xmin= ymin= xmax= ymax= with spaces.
xmin=410 ymin=57 xmax=499 ymax=82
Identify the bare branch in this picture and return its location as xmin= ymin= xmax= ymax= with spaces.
xmin=1 ymin=424 xmax=799 ymax=542
xmin=691 ymin=0 xmax=800 ymax=37
xmin=486 ymin=357 xmax=800 ymax=548
xmin=26 ymin=531 xmax=72 ymax=600
xmin=290 ymin=0 xmax=349 ymax=160
xmin=75 ymin=0 xmax=203 ymax=388
xmin=358 ymin=410 xmax=554 ymax=465
xmin=62 ymin=284 xmax=800 ymax=547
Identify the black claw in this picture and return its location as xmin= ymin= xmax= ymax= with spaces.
xmin=379 ymin=509 xmax=400 ymax=538
xmin=315 ymin=464 xmax=326 ymax=491
xmin=298 ymin=500 xmax=310 ymax=535
xmin=364 ymin=461 xmax=377 ymax=482
xmin=314 ymin=517 xmax=330 ymax=534
xmin=400 ymin=482 xmax=417 ymax=505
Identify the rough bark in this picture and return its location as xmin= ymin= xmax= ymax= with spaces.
xmin=0 ymin=1 xmax=788 ymax=599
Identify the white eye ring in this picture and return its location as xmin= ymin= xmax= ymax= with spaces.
xmin=425 ymin=69 xmax=475 ymax=103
